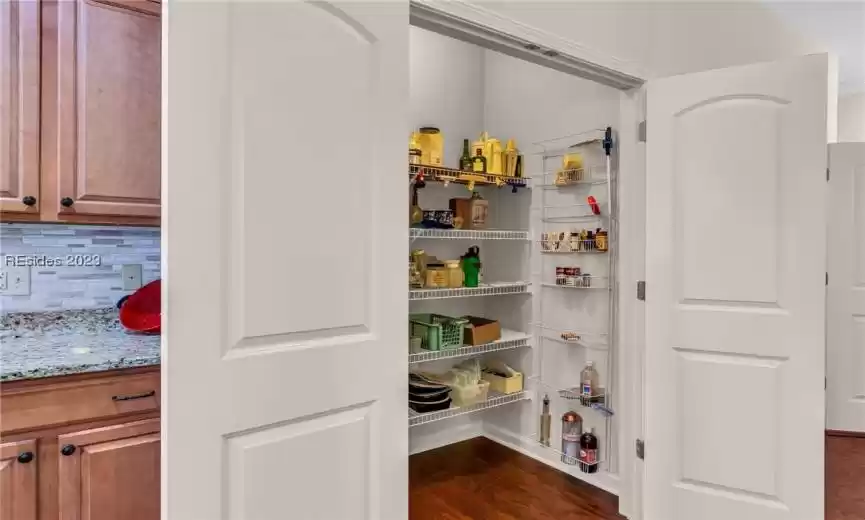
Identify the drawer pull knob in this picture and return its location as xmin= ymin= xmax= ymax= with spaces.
xmin=22 ymin=196 xmax=36 ymax=206
xmin=60 ymin=197 xmax=74 ymax=207
xmin=17 ymin=452 xmax=34 ymax=464
xmin=61 ymin=445 xmax=76 ymax=456
xmin=112 ymin=390 xmax=156 ymax=402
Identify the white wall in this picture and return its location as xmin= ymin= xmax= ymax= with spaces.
xmin=839 ymin=92 xmax=865 ymax=142
xmin=410 ymin=27 xmax=484 ymax=168
xmin=477 ymin=1 xmax=826 ymax=79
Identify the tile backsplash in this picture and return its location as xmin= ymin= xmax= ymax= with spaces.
xmin=0 ymin=223 xmax=160 ymax=313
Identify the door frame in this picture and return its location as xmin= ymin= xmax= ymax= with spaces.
xmin=405 ymin=2 xmax=649 ymax=517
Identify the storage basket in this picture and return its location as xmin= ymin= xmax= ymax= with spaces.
xmin=409 ymin=314 xmax=468 ymax=351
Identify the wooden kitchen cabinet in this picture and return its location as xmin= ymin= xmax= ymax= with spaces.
xmin=0 ymin=439 xmax=38 ymax=520
xmin=0 ymin=367 xmax=160 ymax=520
xmin=0 ymin=0 xmax=41 ymax=217
xmin=58 ymin=419 xmax=160 ymax=520
xmin=39 ymin=0 xmax=161 ymax=225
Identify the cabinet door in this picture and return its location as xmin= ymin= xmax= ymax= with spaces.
xmin=0 ymin=439 xmax=38 ymax=520
xmin=58 ymin=418 xmax=159 ymax=520
xmin=51 ymin=0 xmax=160 ymax=220
xmin=0 ymin=0 xmax=39 ymax=215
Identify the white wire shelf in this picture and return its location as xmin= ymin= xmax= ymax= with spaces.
xmin=410 ymin=228 xmax=529 ymax=241
xmin=542 ymin=202 xmax=611 ymax=223
xmin=408 ymin=390 xmax=529 ymax=427
xmin=531 ymin=129 xmax=607 ymax=157
xmin=410 ymin=282 xmax=531 ymax=301
xmin=536 ymin=326 xmax=609 ymax=350
xmin=536 ymin=166 xmax=609 ymax=189
xmin=409 ymin=329 xmax=531 ymax=364
xmin=541 ymin=278 xmax=610 ymax=290
xmin=526 ymin=432 xmax=604 ymax=468
xmin=539 ymin=239 xmax=608 ymax=254
xmin=409 ymin=164 xmax=529 ymax=189
xmin=529 ymin=378 xmax=614 ymax=417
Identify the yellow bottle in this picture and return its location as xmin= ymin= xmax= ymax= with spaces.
xmin=504 ymin=139 xmax=518 ymax=177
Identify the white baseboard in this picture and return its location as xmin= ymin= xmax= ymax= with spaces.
xmin=410 ymin=421 xmax=483 ymax=455
xmin=483 ymin=423 xmax=621 ymax=497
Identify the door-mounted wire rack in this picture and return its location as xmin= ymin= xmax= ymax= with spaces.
xmin=532 ymin=126 xmax=618 ymax=473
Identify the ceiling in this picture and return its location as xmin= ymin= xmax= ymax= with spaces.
xmin=763 ymin=1 xmax=865 ymax=94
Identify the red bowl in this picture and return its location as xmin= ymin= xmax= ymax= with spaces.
xmin=119 ymin=279 xmax=161 ymax=333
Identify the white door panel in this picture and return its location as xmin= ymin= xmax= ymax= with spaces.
xmin=163 ymin=2 xmax=408 ymax=519
xmin=827 ymin=143 xmax=865 ymax=433
xmin=645 ymin=54 xmax=831 ymax=520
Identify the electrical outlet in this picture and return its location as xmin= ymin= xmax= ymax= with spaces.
xmin=121 ymin=264 xmax=143 ymax=290
xmin=0 ymin=266 xmax=31 ymax=296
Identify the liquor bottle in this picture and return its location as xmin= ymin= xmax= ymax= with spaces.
xmin=471 ymin=147 xmax=487 ymax=173
xmin=459 ymin=139 xmax=473 ymax=171
xmin=579 ymin=427 xmax=599 ymax=474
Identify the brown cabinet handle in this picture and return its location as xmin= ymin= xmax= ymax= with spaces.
xmin=112 ymin=390 xmax=156 ymax=402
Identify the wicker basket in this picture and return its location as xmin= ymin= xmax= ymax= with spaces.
xmin=409 ymin=314 xmax=468 ymax=351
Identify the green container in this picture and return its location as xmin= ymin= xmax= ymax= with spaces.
xmin=409 ymin=314 xmax=468 ymax=351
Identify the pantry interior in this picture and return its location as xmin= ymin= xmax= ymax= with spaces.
xmin=406 ymin=24 xmax=631 ymax=496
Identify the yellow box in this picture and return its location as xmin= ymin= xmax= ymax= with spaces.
xmin=482 ymin=369 xmax=524 ymax=395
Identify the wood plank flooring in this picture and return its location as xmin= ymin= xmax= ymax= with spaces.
xmin=411 ymin=434 xmax=864 ymax=520
xmin=410 ymin=437 xmax=623 ymax=520
xmin=827 ymin=433 xmax=865 ymax=520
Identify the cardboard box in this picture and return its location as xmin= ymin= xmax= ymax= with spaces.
xmin=462 ymin=316 xmax=501 ymax=346
xmin=482 ymin=369 xmax=524 ymax=395
xmin=449 ymin=196 xmax=489 ymax=230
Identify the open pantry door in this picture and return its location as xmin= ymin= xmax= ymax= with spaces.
xmin=163 ymin=2 xmax=408 ymax=519
xmin=643 ymin=54 xmax=833 ymax=520
xmin=827 ymin=143 xmax=865 ymax=433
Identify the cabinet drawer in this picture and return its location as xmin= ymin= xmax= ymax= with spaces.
xmin=0 ymin=370 xmax=160 ymax=434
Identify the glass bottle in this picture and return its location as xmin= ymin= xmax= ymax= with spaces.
xmin=409 ymin=186 xmax=423 ymax=226
xmin=460 ymin=139 xmax=473 ymax=171
xmin=540 ymin=394 xmax=551 ymax=447
xmin=580 ymin=361 xmax=599 ymax=406
xmin=579 ymin=427 xmax=599 ymax=474
xmin=471 ymin=147 xmax=487 ymax=173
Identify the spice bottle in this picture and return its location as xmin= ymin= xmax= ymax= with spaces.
xmin=461 ymin=246 xmax=481 ymax=288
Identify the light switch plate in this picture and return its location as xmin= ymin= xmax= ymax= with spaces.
xmin=121 ymin=264 xmax=143 ymax=290
xmin=0 ymin=266 xmax=31 ymax=295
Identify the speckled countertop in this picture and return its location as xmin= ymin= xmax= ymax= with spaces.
xmin=0 ymin=308 xmax=160 ymax=382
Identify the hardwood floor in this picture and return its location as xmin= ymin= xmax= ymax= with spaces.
xmin=410 ymin=434 xmax=863 ymax=520
xmin=827 ymin=433 xmax=865 ymax=520
xmin=410 ymin=437 xmax=623 ymax=520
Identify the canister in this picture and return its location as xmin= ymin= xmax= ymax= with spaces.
xmin=418 ymin=127 xmax=443 ymax=166
xmin=445 ymin=260 xmax=463 ymax=288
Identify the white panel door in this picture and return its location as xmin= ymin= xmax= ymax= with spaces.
xmin=644 ymin=54 xmax=832 ymax=520
xmin=827 ymin=143 xmax=865 ymax=433
xmin=163 ymin=2 xmax=408 ymax=519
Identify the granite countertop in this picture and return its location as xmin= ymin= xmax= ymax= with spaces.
xmin=0 ymin=308 xmax=160 ymax=382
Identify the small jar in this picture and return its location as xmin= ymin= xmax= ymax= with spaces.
xmin=595 ymin=230 xmax=608 ymax=252
xmin=445 ymin=260 xmax=463 ymax=288
xmin=556 ymin=267 xmax=566 ymax=286
xmin=564 ymin=267 xmax=576 ymax=287
xmin=425 ymin=262 xmax=447 ymax=288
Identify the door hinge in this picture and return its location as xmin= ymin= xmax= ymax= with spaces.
xmin=638 ymin=120 xmax=646 ymax=143
xmin=637 ymin=281 xmax=646 ymax=301
xmin=636 ymin=439 xmax=645 ymax=460
xmin=826 ymin=272 xmax=829 ymax=286
xmin=827 ymin=168 xmax=831 ymax=182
